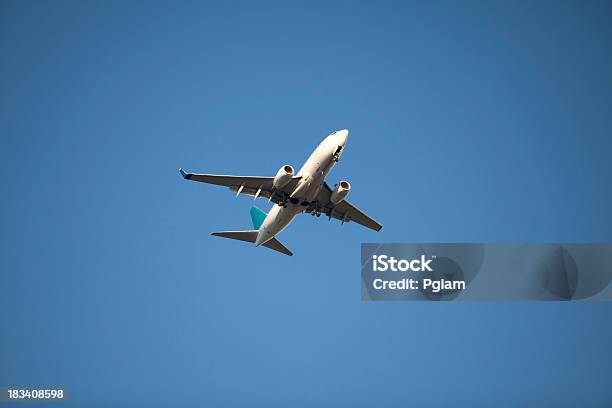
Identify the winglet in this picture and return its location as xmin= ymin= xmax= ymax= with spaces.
xmin=179 ymin=168 xmax=191 ymax=180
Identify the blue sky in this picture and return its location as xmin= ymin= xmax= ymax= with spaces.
xmin=1 ymin=1 xmax=612 ymax=406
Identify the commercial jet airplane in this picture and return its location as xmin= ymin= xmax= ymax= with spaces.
xmin=179 ymin=129 xmax=382 ymax=256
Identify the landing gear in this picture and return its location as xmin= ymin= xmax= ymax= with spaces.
xmin=275 ymin=191 xmax=290 ymax=207
xmin=306 ymin=203 xmax=323 ymax=217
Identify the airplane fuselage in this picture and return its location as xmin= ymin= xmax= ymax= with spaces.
xmin=255 ymin=129 xmax=349 ymax=246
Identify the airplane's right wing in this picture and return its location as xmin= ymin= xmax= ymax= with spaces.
xmin=179 ymin=169 xmax=301 ymax=205
xmin=316 ymin=182 xmax=383 ymax=232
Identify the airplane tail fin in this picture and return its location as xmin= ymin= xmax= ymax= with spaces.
xmin=211 ymin=230 xmax=293 ymax=256
xmin=250 ymin=206 xmax=267 ymax=229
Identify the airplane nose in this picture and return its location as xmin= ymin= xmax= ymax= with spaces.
xmin=336 ymin=129 xmax=349 ymax=145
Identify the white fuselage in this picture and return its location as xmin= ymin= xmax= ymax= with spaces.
xmin=255 ymin=129 xmax=349 ymax=247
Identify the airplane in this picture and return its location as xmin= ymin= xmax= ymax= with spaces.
xmin=179 ymin=129 xmax=382 ymax=256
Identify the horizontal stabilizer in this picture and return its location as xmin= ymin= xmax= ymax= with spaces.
xmin=211 ymin=230 xmax=293 ymax=256
xmin=262 ymin=237 xmax=293 ymax=256
xmin=212 ymin=230 xmax=258 ymax=243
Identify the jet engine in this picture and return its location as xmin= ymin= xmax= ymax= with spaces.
xmin=330 ymin=181 xmax=350 ymax=204
xmin=273 ymin=165 xmax=294 ymax=189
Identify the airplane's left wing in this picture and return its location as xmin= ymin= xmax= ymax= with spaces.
xmin=316 ymin=182 xmax=383 ymax=232
xmin=179 ymin=169 xmax=300 ymax=204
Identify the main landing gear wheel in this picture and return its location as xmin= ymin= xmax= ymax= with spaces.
xmin=307 ymin=207 xmax=322 ymax=217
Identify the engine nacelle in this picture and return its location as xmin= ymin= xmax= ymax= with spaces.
xmin=273 ymin=165 xmax=294 ymax=189
xmin=330 ymin=181 xmax=350 ymax=204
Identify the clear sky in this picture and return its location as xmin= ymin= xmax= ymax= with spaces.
xmin=1 ymin=1 xmax=612 ymax=406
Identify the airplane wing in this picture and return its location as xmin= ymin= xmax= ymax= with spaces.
xmin=179 ymin=168 xmax=301 ymax=204
xmin=316 ymin=182 xmax=383 ymax=231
